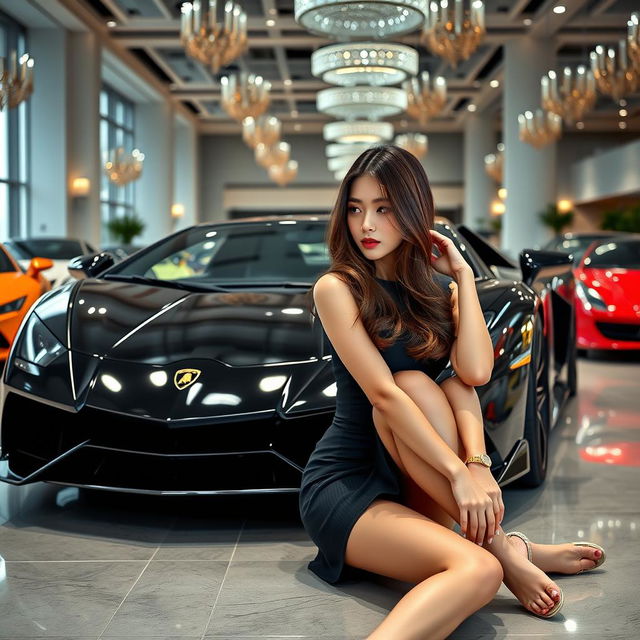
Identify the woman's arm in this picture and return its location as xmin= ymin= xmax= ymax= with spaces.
xmin=448 ymin=268 xmax=493 ymax=386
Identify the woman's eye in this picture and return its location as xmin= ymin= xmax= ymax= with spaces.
xmin=347 ymin=206 xmax=359 ymax=213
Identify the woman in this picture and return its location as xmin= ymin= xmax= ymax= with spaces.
xmin=299 ymin=146 xmax=604 ymax=639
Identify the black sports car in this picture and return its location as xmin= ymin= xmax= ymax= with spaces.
xmin=0 ymin=215 xmax=576 ymax=494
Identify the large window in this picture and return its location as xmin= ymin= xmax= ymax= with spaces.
xmin=100 ymin=85 xmax=135 ymax=243
xmin=0 ymin=11 xmax=30 ymax=241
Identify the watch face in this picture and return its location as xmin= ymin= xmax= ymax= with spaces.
xmin=481 ymin=454 xmax=491 ymax=466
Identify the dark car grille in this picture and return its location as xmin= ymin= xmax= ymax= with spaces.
xmin=595 ymin=322 xmax=640 ymax=342
xmin=1 ymin=392 xmax=332 ymax=493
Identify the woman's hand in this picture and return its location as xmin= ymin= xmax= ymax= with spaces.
xmin=449 ymin=467 xmax=496 ymax=547
xmin=429 ymin=229 xmax=472 ymax=280
xmin=467 ymin=463 xmax=504 ymax=538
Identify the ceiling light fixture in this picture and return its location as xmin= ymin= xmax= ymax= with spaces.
xmin=323 ymin=120 xmax=394 ymax=143
xmin=518 ymin=109 xmax=562 ymax=148
xmin=403 ymin=71 xmax=447 ymax=124
xmin=294 ymin=0 xmax=428 ymax=40
xmin=220 ymin=73 xmax=271 ymax=121
xmin=541 ymin=66 xmax=596 ymax=124
xmin=489 ymin=79 xmax=499 ymax=88
xmin=553 ymin=5 xmax=566 ymax=15
xmin=394 ymin=133 xmax=428 ymax=158
xmin=590 ymin=41 xmax=638 ymax=102
xmin=317 ymin=86 xmax=407 ymax=120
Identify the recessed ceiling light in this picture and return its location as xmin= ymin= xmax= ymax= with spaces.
xmin=467 ymin=103 xmax=477 ymax=112
xmin=269 ymin=8 xmax=277 ymax=15
xmin=619 ymin=98 xmax=627 ymax=107
xmin=576 ymin=121 xmax=584 ymax=129
xmin=106 ymin=20 xmax=117 ymax=27
xmin=490 ymin=79 xmax=500 ymax=88
xmin=294 ymin=123 xmax=302 ymax=131
xmin=283 ymin=79 xmax=292 ymax=86
xmin=553 ymin=5 xmax=566 ymax=14
xmin=619 ymin=121 xmax=627 ymax=129
xmin=619 ymin=108 xmax=628 ymax=117
xmin=291 ymin=109 xmax=299 ymax=117
xmin=523 ymin=18 xmax=532 ymax=26
xmin=266 ymin=19 xmax=276 ymax=27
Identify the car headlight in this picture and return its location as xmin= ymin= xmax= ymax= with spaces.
xmin=16 ymin=313 xmax=66 ymax=367
xmin=575 ymin=281 xmax=607 ymax=311
xmin=0 ymin=296 xmax=26 ymax=314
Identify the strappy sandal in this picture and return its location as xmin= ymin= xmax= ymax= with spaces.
xmin=505 ymin=531 xmax=564 ymax=619
xmin=506 ymin=530 xmax=606 ymax=573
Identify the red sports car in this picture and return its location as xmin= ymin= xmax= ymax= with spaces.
xmin=574 ymin=236 xmax=640 ymax=351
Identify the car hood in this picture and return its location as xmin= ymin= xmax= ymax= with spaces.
xmin=579 ymin=268 xmax=640 ymax=311
xmin=38 ymin=279 xmax=321 ymax=366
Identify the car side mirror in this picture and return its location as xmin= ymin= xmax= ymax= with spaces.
xmin=519 ymin=249 xmax=573 ymax=288
xmin=68 ymin=252 xmax=116 ymax=280
xmin=26 ymin=256 xmax=54 ymax=278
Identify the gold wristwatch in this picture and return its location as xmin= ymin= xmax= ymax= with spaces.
xmin=465 ymin=453 xmax=491 ymax=468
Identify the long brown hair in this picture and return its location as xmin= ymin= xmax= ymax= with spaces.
xmin=308 ymin=144 xmax=454 ymax=360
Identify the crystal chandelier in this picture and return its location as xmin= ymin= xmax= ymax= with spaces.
xmin=180 ymin=1 xmax=248 ymax=74
xmin=629 ymin=12 xmax=639 ymax=72
xmin=242 ymin=115 xmax=281 ymax=148
xmin=518 ymin=110 xmax=562 ymax=149
xmin=104 ymin=147 xmax=145 ymax=186
xmin=327 ymin=155 xmax=359 ymax=172
xmin=483 ymin=143 xmax=504 ymax=182
xmin=421 ymin=0 xmax=485 ymax=69
xmin=326 ymin=142 xmax=375 ymax=157
xmin=255 ymin=141 xmax=291 ymax=168
xmin=394 ymin=133 xmax=428 ymax=158
xmin=311 ymin=42 xmax=418 ymax=86
xmin=590 ymin=41 xmax=638 ymax=102
xmin=269 ymin=160 xmax=298 ymax=187
xmin=220 ymin=73 xmax=271 ymax=121
xmin=403 ymin=71 xmax=447 ymax=124
xmin=317 ymin=86 xmax=407 ymax=120
xmin=294 ymin=0 xmax=428 ymax=40
xmin=541 ymin=66 xmax=596 ymax=125
xmin=0 ymin=51 xmax=34 ymax=111
xmin=324 ymin=121 xmax=394 ymax=143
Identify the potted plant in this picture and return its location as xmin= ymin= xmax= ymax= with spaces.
xmin=106 ymin=213 xmax=146 ymax=244
xmin=538 ymin=203 xmax=573 ymax=234
xmin=601 ymin=205 xmax=640 ymax=233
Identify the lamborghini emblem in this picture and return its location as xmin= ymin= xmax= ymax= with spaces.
xmin=174 ymin=368 xmax=201 ymax=390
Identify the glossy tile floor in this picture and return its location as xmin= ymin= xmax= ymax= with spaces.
xmin=1 ymin=352 xmax=638 ymax=639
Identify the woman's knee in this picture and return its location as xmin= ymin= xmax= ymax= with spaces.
xmin=460 ymin=551 xmax=503 ymax=602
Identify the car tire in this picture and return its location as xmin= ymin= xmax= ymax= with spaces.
xmin=519 ymin=317 xmax=551 ymax=488
xmin=568 ymin=309 xmax=578 ymax=397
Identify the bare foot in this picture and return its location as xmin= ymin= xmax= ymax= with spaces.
xmin=508 ymin=535 xmax=603 ymax=574
xmin=488 ymin=531 xmax=562 ymax=617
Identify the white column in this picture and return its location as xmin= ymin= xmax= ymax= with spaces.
xmin=463 ymin=112 xmax=495 ymax=230
xmin=136 ymin=102 xmax=174 ymax=244
xmin=502 ymin=36 xmax=556 ymax=256
xmin=172 ymin=115 xmax=199 ymax=231
xmin=66 ymin=32 xmax=101 ymax=247
xmin=29 ymin=28 xmax=67 ymax=237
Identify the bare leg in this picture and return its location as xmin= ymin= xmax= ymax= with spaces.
xmin=345 ymin=499 xmax=503 ymax=640
xmin=373 ymin=370 xmax=562 ymax=616
xmin=440 ymin=376 xmax=602 ymax=575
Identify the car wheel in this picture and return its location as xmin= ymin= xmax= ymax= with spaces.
xmin=568 ymin=309 xmax=578 ymax=397
xmin=519 ymin=317 xmax=551 ymax=487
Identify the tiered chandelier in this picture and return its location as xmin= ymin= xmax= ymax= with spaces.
xmin=484 ymin=143 xmax=504 ymax=182
xmin=295 ymin=0 xmax=428 ymax=40
xmin=0 ymin=51 xmax=34 ymax=111
xmin=541 ymin=66 xmax=596 ymax=125
xmin=180 ymin=0 xmax=248 ymax=73
xmin=220 ymin=73 xmax=271 ymax=121
xmin=421 ymin=0 xmax=485 ymax=68
xmin=324 ymin=120 xmax=394 ymax=143
xmin=316 ymin=87 xmax=407 ymax=120
xmin=242 ymin=115 xmax=281 ymax=148
xmin=104 ymin=147 xmax=145 ymax=186
xmin=394 ymin=133 xmax=428 ymax=158
xmin=590 ymin=41 xmax=638 ymax=103
xmin=403 ymin=71 xmax=447 ymax=124
xmin=518 ymin=110 xmax=562 ymax=149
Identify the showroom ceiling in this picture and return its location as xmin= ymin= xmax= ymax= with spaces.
xmin=79 ymin=0 xmax=638 ymax=134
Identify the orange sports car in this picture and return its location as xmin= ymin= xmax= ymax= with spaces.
xmin=0 ymin=244 xmax=52 ymax=361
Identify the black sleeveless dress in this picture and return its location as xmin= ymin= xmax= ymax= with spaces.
xmin=299 ymin=274 xmax=456 ymax=584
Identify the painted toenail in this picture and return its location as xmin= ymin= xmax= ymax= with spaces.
xmin=595 ymin=550 xmax=601 ymax=557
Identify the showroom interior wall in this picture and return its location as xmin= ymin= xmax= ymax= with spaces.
xmin=0 ymin=0 xmax=199 ymax=247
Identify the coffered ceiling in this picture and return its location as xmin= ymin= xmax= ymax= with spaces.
xmin=78 ymin=0 xmax=639 ymax=134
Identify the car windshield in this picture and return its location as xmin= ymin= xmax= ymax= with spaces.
xmin=110 ymin=221 xmax=332 ymax=285
xmin=11 ymin=239 xmax=86 ymax=260
xmin=547 ymin=236 xmax=614 ymax=264
xmin=583 ymin=240 xmax=640 ymax=269
xmin=0 ymin=247 xmax=16 ymax=273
